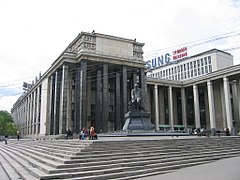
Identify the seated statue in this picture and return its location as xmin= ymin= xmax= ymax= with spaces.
xmin=130 ymin=83 xmax=144 ymax=111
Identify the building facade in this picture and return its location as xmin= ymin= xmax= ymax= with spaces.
xmin=11 ymin=33 xmax=239 ymax=136
xmin=11 ymin=32 xmax=147 ymax=135
xmin=148 ymin=49 xmax=233 ymax=80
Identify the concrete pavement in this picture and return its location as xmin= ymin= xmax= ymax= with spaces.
xmin=136 ymin=156 xmax=240 ymax=180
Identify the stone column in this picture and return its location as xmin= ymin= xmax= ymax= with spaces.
xmin=74 ymin=67 xmax=81 ymax=133
xmin=122 ymin=66 xmax=128 ymax=114
xmin=220 ymin=82 xmax=227 ymax=129
xmin=47 ymin=75 xmax=54 ymax=135
xmin=115 ymin=72 xmax=121 ymax=130
xmin=159 ymin=87 xmax=165 ymax=125
xmin=232 ymin=81 xmax=238 ymax=136
xmin=232 ymin=82 xmax=239 ymax=121
xmin=193 ymin=84 xmax=201 ymax=129
xmin=168 ymin=86 xmax=174 ymax=131
xmin=66 ymin=72 xmax=72 ymax=131
xmin=26 ymin=97 xmax=29 ymax=135
xmin=32 ymin=91 xmax=36 ymax=135
xmin=102 ymin=63 xmax=109 ymax=132
xmin=223 ymin=77 xmax=233 ymax=133
xmin=181 ymin=87 xmax=187 ymax=130
xmin=154 ymin=84 xmax=160 ymax=131
xmin=59 ymin=65 xmax=69 ymax=134
xmin=132 ymin=73 xmax=137 ymax=89
xmin=53 ymin=71 xmax=59 ymax=135
xmin=139 ymin=68 xmax=149 ymax=111
xmin=207 ymin=80 xmax=216 ymax=135
xmin=80 ymin=61 xmax=87 ymax=131
xmin=237 ymin=80 xmax=240 ymax=130
xmin=35 ymin=87 xmax=39 ymax=135
xmin=95 ymin=69 xmax=102 ymax=132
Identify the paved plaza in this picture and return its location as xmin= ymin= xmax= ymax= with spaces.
xmin=136 ymin=156 xmax=240 ymax=180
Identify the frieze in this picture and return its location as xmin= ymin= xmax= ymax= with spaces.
xmin=133 ymin=44 xmax=143 ymax=58
xmin=66 ymin=35 xmax=96 ymax=53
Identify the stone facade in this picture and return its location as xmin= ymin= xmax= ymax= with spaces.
xmin=11 ymin=32 xmax=240 ymax=136
xmin=11 ymin=32 xmax=146 ymax=135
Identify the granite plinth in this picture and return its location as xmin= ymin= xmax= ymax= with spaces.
xmin=122 ymin=111 xmax=154 ymax=131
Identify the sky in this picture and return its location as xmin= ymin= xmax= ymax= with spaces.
xmin=0 ymin=0 xmax=240 ymax=112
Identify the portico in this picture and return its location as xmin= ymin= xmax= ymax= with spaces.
xmin=148 ymin=64 xmax=240 ymax=135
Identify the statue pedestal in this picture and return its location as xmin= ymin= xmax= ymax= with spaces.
xmin=122 ymin=111 xmax=154 ymax=132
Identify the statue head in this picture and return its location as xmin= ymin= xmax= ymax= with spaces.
xmin=134 ymin=83 xmax=139 ymax=89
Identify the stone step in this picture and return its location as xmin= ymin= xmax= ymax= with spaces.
xmin=2 ymin=140 xmax=240 ymax=178
xmin=4 ymin=139 xmax=240 ymax=168
xmin=40 ymin=153 xmax=237 ymax=180
xmin=0 ymin=150 xmax=22 ymax=180
xmin=1 ymin=137 xmax=240 ymax=179
xmin=0 ymin=145 xmax=39 ymax=180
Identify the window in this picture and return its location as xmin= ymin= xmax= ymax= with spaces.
xmin=209 ymin=65 xmax=212 ymax=72
xmin=204 ymin=57 xmax=207 ymax=65
xmin=201 ymin=67 xmax=204 ymax=74
xmin=198 ymin=68 xmax=201 ymax=75
xmin=194 ymin=69 xmax=197 ymax=76
xmin=205 ymin=66 xmax=208 ymax=73
xmin=201 ymin=58 xmax=204 ymax=66
xmin=197 ymin=60 xmax=200 ymax=67
xmin=208 ymin=56 xmax=211 ymax=64
xmin=194 ymin=61 xmax=196 ymax=68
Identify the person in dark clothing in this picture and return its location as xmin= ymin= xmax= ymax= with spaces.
xmin=4 ymin=134 xmax=8 ymax=144
xmin=17 ymin=130 xmax=20 ymax=140
xmin=66 ymin=128 xmax=73 ymax=139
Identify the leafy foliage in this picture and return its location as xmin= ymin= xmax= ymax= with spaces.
xmin=0 ymin=110 xmax=18 ymax=135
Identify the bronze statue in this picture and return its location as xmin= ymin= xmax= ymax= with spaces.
xmin=130 ymin=83 xmax=143 ymax=111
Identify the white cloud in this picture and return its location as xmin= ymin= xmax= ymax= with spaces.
xmin=0 ymin=95 xmax=20 ymax=112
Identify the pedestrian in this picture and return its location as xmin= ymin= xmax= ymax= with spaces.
xmin=90 ymin=126 xmax=97 ymax=140
xmin=17 ymin=130 xmax=20 ymax=140
xmin=66 ymin=128 xmax=72 ymax=139
xmin=4 ymin=134 xmax=8 ymax=144
xmin=79 ymin=128 xmax=86 ymax=140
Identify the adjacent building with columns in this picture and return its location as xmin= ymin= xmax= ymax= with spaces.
xmin=11 ymin=32 xmax=239 ymax=136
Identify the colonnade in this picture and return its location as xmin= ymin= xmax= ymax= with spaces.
xmin=150 ymin=76 xmax=239 ymax=135
xmin=11 ymin=84 xmax=42 ymax=136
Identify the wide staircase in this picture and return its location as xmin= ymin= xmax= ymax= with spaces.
xmin=1 ymin=136 xmax=240 ymax=180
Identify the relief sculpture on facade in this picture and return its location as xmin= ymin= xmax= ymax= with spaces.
xmin=133 ymin=44 xmax=143 ymax=58
xmin=66 ymin=35 xmax=96 ymax=53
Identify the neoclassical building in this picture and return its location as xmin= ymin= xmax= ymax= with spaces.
xmin=11 ymin=32 xmax=147 ymax=135
xmin=11 ymin=32 xmax=239 ymax=136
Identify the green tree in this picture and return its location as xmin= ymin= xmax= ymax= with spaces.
xmin=0 ymin=110 xmax=18 ymax=135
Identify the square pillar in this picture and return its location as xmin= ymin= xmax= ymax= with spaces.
xmin=193 ymin=84 xmax=201 ymax=129
xmin=102 ymin=63 xmax=109 ymax=132
xmin=154 ymin=84 xmax=159 ymax=131
xmin=59 ymin=65 xmax=69 ymax=134
xmin=207 ymin=80 xmax=216 ymax=135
